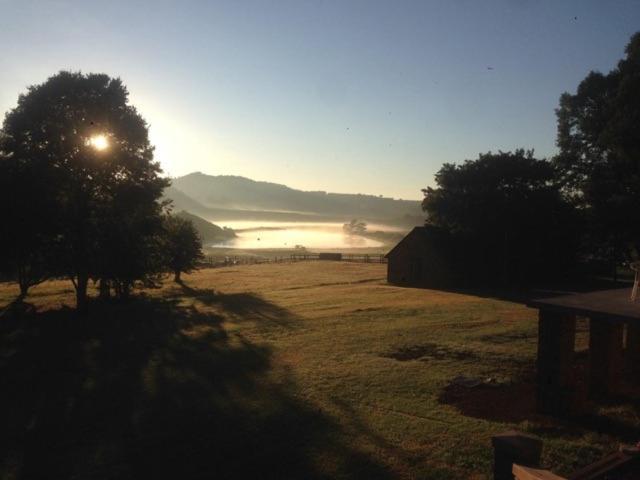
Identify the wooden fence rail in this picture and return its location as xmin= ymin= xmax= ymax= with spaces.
xmin=290 ymin=253 xmax=386 ymax=263
xmin=200 ymin=253 xmax=387 ymax=269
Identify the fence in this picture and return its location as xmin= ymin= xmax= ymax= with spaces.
xmin=290 ymin=253 xmax=386 ymax=263
xmin=200 ymin=256 xmax=287 ymax=268
xmin=200 ymin=252 xmax=386 ymax=269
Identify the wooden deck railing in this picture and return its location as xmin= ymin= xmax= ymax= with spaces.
xmin=493 ymin=431 xmax=639 ymax=480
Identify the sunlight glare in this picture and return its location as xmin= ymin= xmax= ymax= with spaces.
xmin=88 ymin=134 xmax=109 ymax=151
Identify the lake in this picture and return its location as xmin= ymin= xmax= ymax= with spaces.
xmin=208 ymin=221 xmax=405 ymax=250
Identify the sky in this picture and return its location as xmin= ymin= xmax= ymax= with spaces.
xmin=1 ymin=1 xmax=639 ymax=200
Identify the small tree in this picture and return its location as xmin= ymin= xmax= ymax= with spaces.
xmin=343 ymin=219 xmax=367 ymax=235
xmin=94 ymin=202 xmax=166 ymax=299
xmin=163 ymin=215 xmax=203 ymax=282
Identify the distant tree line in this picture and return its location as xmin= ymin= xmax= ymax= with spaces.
xmin=422 ymin=32 xmax=640 ymax=286
xmin=0 ymin=71 xmax=203 ymax=312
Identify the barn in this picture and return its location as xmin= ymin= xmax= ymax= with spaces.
xmin=385 ymin=225 xmax=461 ymax=288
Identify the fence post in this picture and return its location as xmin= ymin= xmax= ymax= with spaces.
xmin=492 ymin=431 xmax=542 ymax=480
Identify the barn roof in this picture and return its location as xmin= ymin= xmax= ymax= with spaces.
xmin=384 ymin=225 xmax=441 ymax=258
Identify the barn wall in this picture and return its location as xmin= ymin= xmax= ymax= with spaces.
xmin=387 ymin=234 xmax=419 ymax=284
xmin=387 ymin=231 xmax=457 ymax=288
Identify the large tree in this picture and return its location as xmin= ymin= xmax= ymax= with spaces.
xmin=423 ymin=150 xmax=578 ymax=286
xmin=555 ymin=31 xmax=640 ymax=266
xmin=0 ymin=71 xmax=169 ymax=311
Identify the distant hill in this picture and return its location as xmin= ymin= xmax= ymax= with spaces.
xmin=170 ymin=172 xmax=422 ymax=222
xmin=164 ymin=185 xmax=211 ymax=216
xmin=164 ymin=186 xmax=356 ymax=223
xmin=174 ymin=210 xmax=236 ymax=245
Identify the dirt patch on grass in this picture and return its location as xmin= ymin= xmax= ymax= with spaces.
xmin=480 ymin=330 xmax=537 ymax=344
xmin=449 ymin=319 xmax=500 ymax=330
xmin=281 ymin=278 xmax=383 ymax=291
xmin=438 ymin=373 xmax=537 ymax=423
xmin=381 ymin=343 xmax=479 ymax=362
xmin=353 ymin=307 xmax=385 ymax=313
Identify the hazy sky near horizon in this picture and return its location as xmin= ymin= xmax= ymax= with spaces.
xmin=1 ymin=1 xmax=639 ymax=200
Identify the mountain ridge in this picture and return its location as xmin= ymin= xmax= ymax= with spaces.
xmin=169 ymin=172 xmax=422 ymax=223
xmin=178 ymin=172 xmax=419 ymax=201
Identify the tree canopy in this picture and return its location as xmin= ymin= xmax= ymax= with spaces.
xmin=343 ymin=219 xmax=367 ymax=235
xmin=555 ymin=32 xmax=640 ymax=264
xmin=0 ymin=71 xmax=169 ymax=310
xmin=423 ymin=150 xmax=578 ymax=285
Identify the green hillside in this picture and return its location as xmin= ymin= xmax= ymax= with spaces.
xmin=174 ymin=210 xmax=236 ymax=245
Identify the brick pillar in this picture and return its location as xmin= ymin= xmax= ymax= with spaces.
xmin=589 ymin=320 xmax=624 ymax=397
xmin=536 ymin=310 xmax=576 ymax=415
xmin=492 ymin=431 xmax=542 ymax=480
xmin=627 ymin=323 xmax=640 ymax=382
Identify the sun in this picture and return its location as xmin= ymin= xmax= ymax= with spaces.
xmin=88 ymin=134 xmax=109 ymax=151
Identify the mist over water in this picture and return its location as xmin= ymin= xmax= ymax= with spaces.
xmin=210 ymin=221 xmax=401 ymax=249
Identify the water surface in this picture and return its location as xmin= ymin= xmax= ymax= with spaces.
xmin=209 ymin=221 xmax=400 ymax=249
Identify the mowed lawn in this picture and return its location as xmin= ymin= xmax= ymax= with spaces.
xmin=1 ymin=262 xmax=638 ymax=479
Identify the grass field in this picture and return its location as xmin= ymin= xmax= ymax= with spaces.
xmin=1 ymin=262 xmax=638 ymax=479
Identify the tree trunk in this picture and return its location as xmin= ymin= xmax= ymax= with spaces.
xmin=17 ymin=266 xmax=28 ymax=299
xmin=502 ymin=230 xmax=510 ymax=286
xmin=18 ymin=280 xmax=29 ymax=299
xmin=99 ymin=279 xmax=110 ymax=300
xmin=612 ymin=241 xmax=619 ymax=283
xmin=174 ymin=270 xmax=181 ymax=283
xmin=75 ymin=272 xmax=89 ymax=314
xmin=17 ymin=265 xmax=29 ymax=299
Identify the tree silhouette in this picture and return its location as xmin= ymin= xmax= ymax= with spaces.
xmin=343 ymin=219 xmax=367 ymax=235
xmin=0 ymin=120 xmax=64 ymax=297
xmin=423 ymin=150 xmax=578 ymax=285
xmin=163 ymin=215 xmax=204 ymax=283
xmin=93 ymin=182 xmax=167 ymax=299
xmin=555 ymin=31 xmax=640 ymax=267
xmin=0 ymin=71 xmax=169 ymax=311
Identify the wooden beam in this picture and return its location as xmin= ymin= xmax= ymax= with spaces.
xmin=492 ymin=431 xmax=543 ymax=480
xmin=536 ymin=310 xmax=576 ymax=415
xmin=627 ymin=323 xmax=640 ymax=382
xmin=568 ymin=451 xmax=635 ymax=479
xmin=589 ymin=320 xmax=624 ymax=397
xmin=512 ymin=464 xmax=567 ymax=480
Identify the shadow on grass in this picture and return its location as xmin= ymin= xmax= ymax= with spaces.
xmin=175 ymin=281 xmax=298 ymax=331
xmin=0 ymin=293 xmax=391 ymax=479
xmin=381 ymin=342 xmax=482 ymax=363
xmin=438 ymin=374 xmax=538 ymax=424
xmin=479 ymin=330 xmax=537 ymax=345
xmin=0 ymin=295 xmax=36 ymax=318
xmin=392 ymin=276 xmax=632 ymax=305
xmin=381 ymin=342 xmax=532 ymax=372
xmin=438 ymin=365 xmax=640 ymax=442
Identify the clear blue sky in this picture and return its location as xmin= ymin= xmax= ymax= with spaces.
xmin=1 ymin=1 xmax=639 ymax=199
